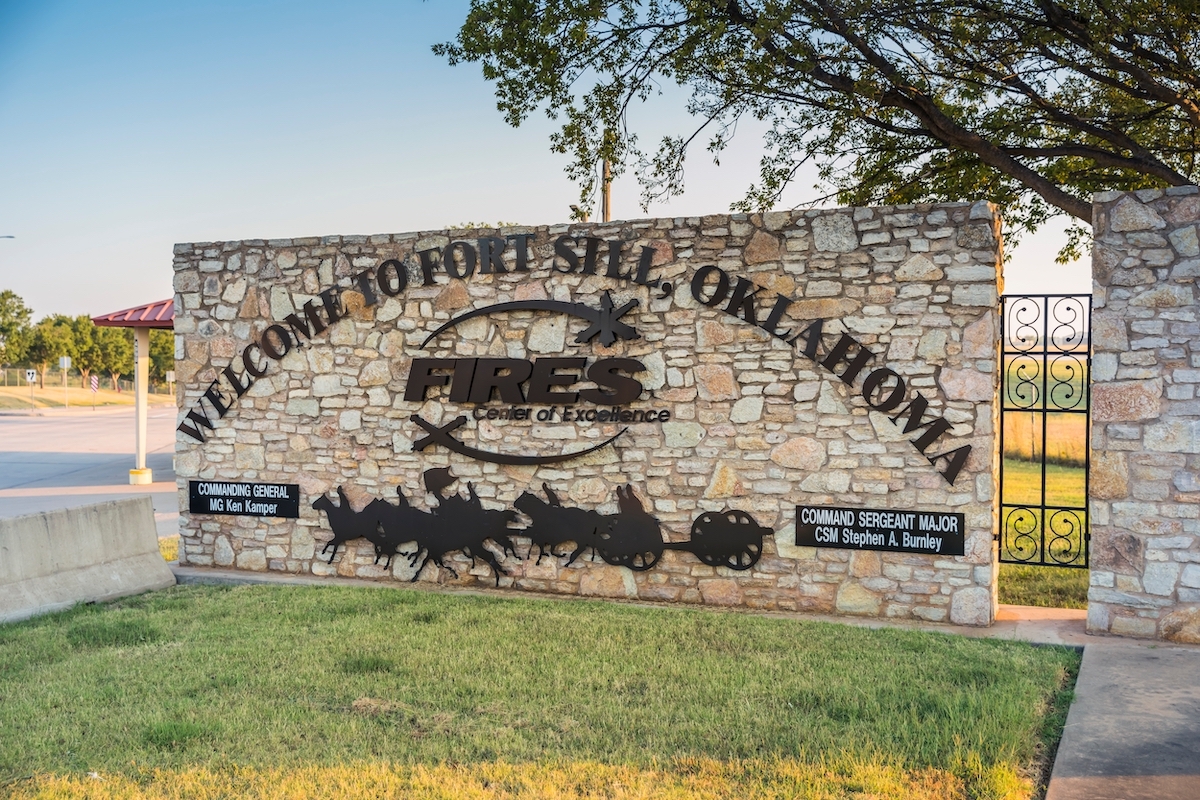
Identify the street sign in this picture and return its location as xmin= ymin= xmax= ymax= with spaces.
xmin=58 ymin=356 xmax=71 ymax=370
xmin=25 ymin=369 xmax=36 ymax=383
xmin=90 ymin=375 xmax=99 ymax=392
xmin=166 ymin=370 xmax=176 ymax=383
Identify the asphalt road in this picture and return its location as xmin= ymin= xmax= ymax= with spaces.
xmin=0 ymin=406 xmax=178 ymax=536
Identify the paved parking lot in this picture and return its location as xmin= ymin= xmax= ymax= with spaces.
xmin=0 ymin=407 xmax=178 ymax=536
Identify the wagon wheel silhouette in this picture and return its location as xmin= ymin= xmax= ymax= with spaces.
xmin=601 ymin=547 xmax=662 ymax=571
xmin=692 ymin=510 xmax=763 ymax=570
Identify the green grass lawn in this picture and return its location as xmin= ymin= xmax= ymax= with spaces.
xmin=0 ymin=585 xmax=1078 ymax=799
xmin=998 ymin=564 xmax=1089 ymax=610
xmin=998 ymin=458 xmax=1090 ymax=610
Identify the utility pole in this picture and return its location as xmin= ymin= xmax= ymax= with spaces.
xmin=601 ymin=159 xmax=612 ymax=223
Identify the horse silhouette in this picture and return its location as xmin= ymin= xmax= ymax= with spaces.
xmin=312 ymin=487 xmax=382 ymax=563
xmin=514 ymin=483 xmax=608 ymax=564
xmin=364 ymin=490 xmax=428 ymax=569
xmin=363 ymin=471 xmax=520 ymax=584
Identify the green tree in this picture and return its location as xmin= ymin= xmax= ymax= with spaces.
xmin=24 ymin=316 xmax=76 ymax=388
xmin=94 ymin=326 xmax=133 ymax=391
xmin=149 ymin=329 xmax=174 ymax=385
xmin=67 ymin=315 xmax=102 ymax=387
xmin=0 ymin=290 xmax=32 ymax=368
xmin=438 ymin=0 xmax=1199 ymax=254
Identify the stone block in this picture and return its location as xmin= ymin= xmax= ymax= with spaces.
xmin=214 ymin=535 xmax=234 ymax=566
xmin=359 ymin=361 xmax=391 ymax=386
xmin=1091 ymin=311 xmax=1129 ymax=352
xmin=938 ymin=368 xmax=993 ymax=401
xmin=699 ymin=578 xmax=744 ymax=606
xmin=1110 ymin=614 xmax=1158 ymax=638
xmin=949 ymin=586 xmax=992 ymax=626
xmin=1160 ymin=607 xmax=1200 ymax=644
xmin=662 ymin=422 xmax=705 ymax=448
xmin=286 ymin=398 xmax=319 ymax=417
xmin=1109 ymin=196 xmax=1167 ymax=231
xmin=835 ymin=582 xmax=880 ymax=615
xmin=234 ymin=443 xmax=265 ymax=470
xmin=1143 ymin=561 xmax=1181 ymax=596
xmin=1180 ymin=564 xmax=1200 ymax=589
xmin=962 ymin=313 xmax=995 ymax=359
xmin=1130 ymin=285 xmax=1193 ymax=308
xmin=694 ymin=364 xmax=739 ymax=401
xmin=811 ymin=214 xmax=858 ymax=252
xmin=1145 ymin=420 xmax=1200 ymax=453
xmin=1090 ymin=452 xmax=1129 ymax=499
xmin=1092 ymin=379 xmax=1162 ymax=422
xmin=770 ymin=437 xmax=826 ymax=470
xmin=744 ymin=230 xmax=781 ymax=263
xmin=730 ymin=396 xmax=763 ymax=423
xmin=236 ymin=549 xmax=267 ymax=571
xmin=579 ymin=566 xmax=637 ymax=598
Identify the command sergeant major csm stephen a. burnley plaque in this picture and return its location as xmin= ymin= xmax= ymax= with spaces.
xmin=189 ymin=481 xmax=300 ymax=519
xmin=796 ymin=505 xmax=965 ymax=556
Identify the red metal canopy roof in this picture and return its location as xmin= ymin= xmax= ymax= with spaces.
xmin=92 ymin=299 xmax=174 ymax=329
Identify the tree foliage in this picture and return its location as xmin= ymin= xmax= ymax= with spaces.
xmin=0 ymin=290 xmax=32 ymax=366
xmin=150 ymin=329 xmax=174 ymax=383
xmin=25 ymin=316 xmax=75 ymax=387
xmin=0 ymin=292 xmax=153 ymax=390
xmin=94 ymin=326 xmax=134 ymax=390
xmin=438 ymin=0 xmax=1200 ymax=248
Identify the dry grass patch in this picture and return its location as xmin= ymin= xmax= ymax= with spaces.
xmin=9 ymin=759 xmax=1012 ymax=800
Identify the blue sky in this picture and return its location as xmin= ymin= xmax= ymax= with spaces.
xmin=0 ymin=0 xmax=1090 ymax=319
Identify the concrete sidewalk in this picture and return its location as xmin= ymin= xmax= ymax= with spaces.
xmin=1046 ymin=644 xmax=1200 ymax=800
xmin=171 ymin=563 xmax=1200 ymax=799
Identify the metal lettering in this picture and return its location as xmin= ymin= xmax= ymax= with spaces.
xmin=723 ymin=276 xmax=764 ymax=326
xmin=478 ymin=237 xmax=507 ymax=274
xmin=821 ymin=333 xmax=875 ymax=385
xmin=690 ymin=265 xmax=729 ymax=307
xmin=861 ymin=368 xmax=907 ymax=412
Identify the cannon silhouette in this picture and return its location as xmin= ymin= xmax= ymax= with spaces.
xmin=515 ymin=484 xmax=773 ymax=572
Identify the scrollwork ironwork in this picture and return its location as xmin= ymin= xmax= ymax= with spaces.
xmin=999 ymin=294 xmax=1091 ymax=569
xmin=1005 ymin=355 xmax=1042 ymax=410
xmin=1048 ymin=353 xmax=1087 ymax=411
xmin=1049 ymin=296 xmax=1088 ymax=353
xmin=1046 ymin=510 xmax=1087 ymax=566
xmin=1005 ymin=297 xmax=1042 ymax=354
xmin=1002 ymin=506 xmax=1041 ymax=563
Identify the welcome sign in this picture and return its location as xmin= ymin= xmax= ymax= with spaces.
xmin=173 ymin=205 xmax=1000 ymax=625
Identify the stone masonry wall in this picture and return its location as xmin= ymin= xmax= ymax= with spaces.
xmin=174 ymin=203 xmax=1001 ymax=625
xmin=1090 ymin=188 xmax=1200 ymax=642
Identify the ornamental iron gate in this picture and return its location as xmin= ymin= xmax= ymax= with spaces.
xmin=998 ymin=294 xmax=1091 ymax=568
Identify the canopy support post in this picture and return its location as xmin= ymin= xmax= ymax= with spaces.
xmin=130 ymin=326 xmax=152 ymax=485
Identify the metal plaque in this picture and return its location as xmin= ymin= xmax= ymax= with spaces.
xmin=795 ymin=505 xmax=965 ymax=556
xmin=189 ymin=480 xmax=300 ymax=518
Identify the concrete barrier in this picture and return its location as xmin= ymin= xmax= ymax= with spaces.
xmin=0 ymin=497 xmax=177 ymax=624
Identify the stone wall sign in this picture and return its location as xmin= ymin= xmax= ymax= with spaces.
xmin=174 ymin=204 xmax=1000 ymax=626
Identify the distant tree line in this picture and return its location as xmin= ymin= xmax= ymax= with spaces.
xmin=0 ymin=290 xmax=173 ymax=390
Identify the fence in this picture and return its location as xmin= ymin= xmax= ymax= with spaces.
xmin=0 ymin=367 xmax=171 ymax=395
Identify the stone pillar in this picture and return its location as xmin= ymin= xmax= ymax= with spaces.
xmin=1089 ymin=188 xmax=1200 ymax=642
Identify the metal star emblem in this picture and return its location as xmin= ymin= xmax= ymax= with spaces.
xmin=575 ymin=291 xmax=639 ymax=346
